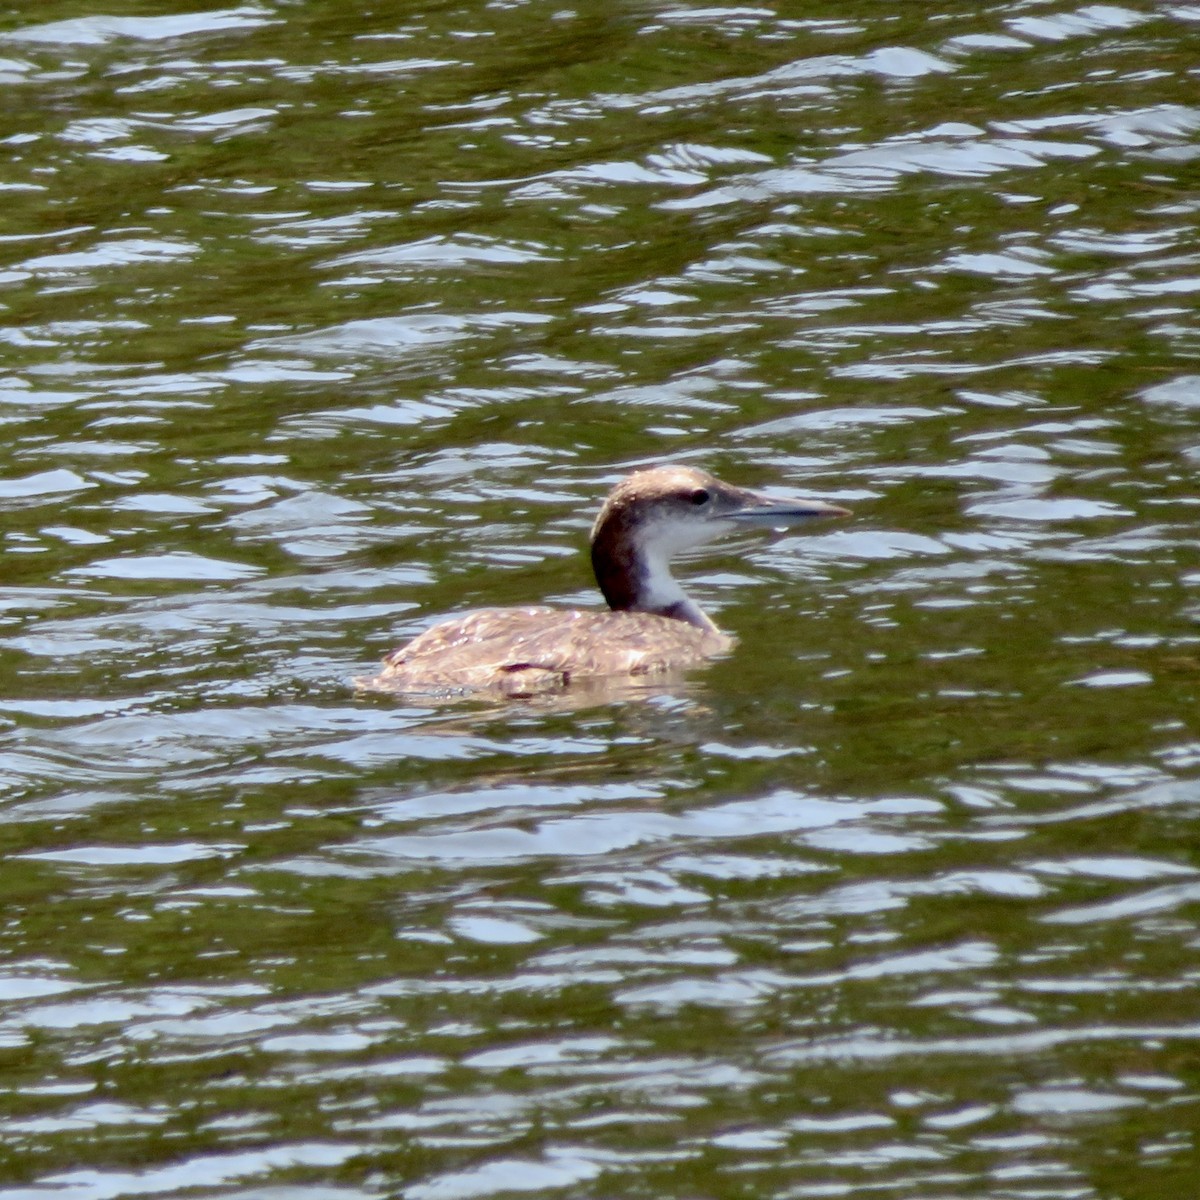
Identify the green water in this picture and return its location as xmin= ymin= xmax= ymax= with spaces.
xmin=0 ymin=2 xmax=1198 ymax=1197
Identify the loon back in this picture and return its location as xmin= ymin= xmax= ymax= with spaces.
xmin=369 ymin=606 xmax=732 ymax=697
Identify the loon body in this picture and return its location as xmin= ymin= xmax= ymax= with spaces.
xmin=363 ymin=465 xmax=848 ymax=697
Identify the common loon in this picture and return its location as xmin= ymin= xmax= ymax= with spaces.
xmin=361 ymin=464 xmax=849 ymax=697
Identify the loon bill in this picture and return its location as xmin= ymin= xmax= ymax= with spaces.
xmin=359 ymin=464 xmax=849 ymax=697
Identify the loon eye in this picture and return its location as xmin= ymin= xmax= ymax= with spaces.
xmin=690 ymin=487 xmax=711 ymax=506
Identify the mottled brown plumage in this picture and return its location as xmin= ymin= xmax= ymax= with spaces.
xmin=360 ymin=465 xmax=848 ymax=698
xmin=369 ymin=606 xmax=731 ymax=697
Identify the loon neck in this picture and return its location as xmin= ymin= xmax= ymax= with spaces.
xmin=590 ymin=517 xmax=718 ymax=633
xmin=655 ymin=595 xmax=720 ymax=633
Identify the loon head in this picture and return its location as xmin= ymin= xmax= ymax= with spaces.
xmin=590 ymin=465 xmax=850 ymax=630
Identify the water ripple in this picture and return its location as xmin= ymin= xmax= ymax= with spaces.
xmin=0 ymin=0 xmax=1197 ymax=1195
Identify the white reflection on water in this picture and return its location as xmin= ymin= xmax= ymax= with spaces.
xmin=404 ymin=1150 xmax=601 ymax=1200
xmin=347 ymin=794 xmax=938 ymax=864
xmin=30 ymin=1144 xmax=360 ymax=1200
xmin=3 ymin=8 xmax=274 ymax=46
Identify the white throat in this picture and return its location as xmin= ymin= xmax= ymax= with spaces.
xmin=633 ymin=518 xmax=727 ymax=632
xmin=639 ymin=552 xmax=689 ymax=612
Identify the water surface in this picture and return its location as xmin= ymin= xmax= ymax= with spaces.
xmin=1 ymin=2 xmax=1199 ymax=1197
